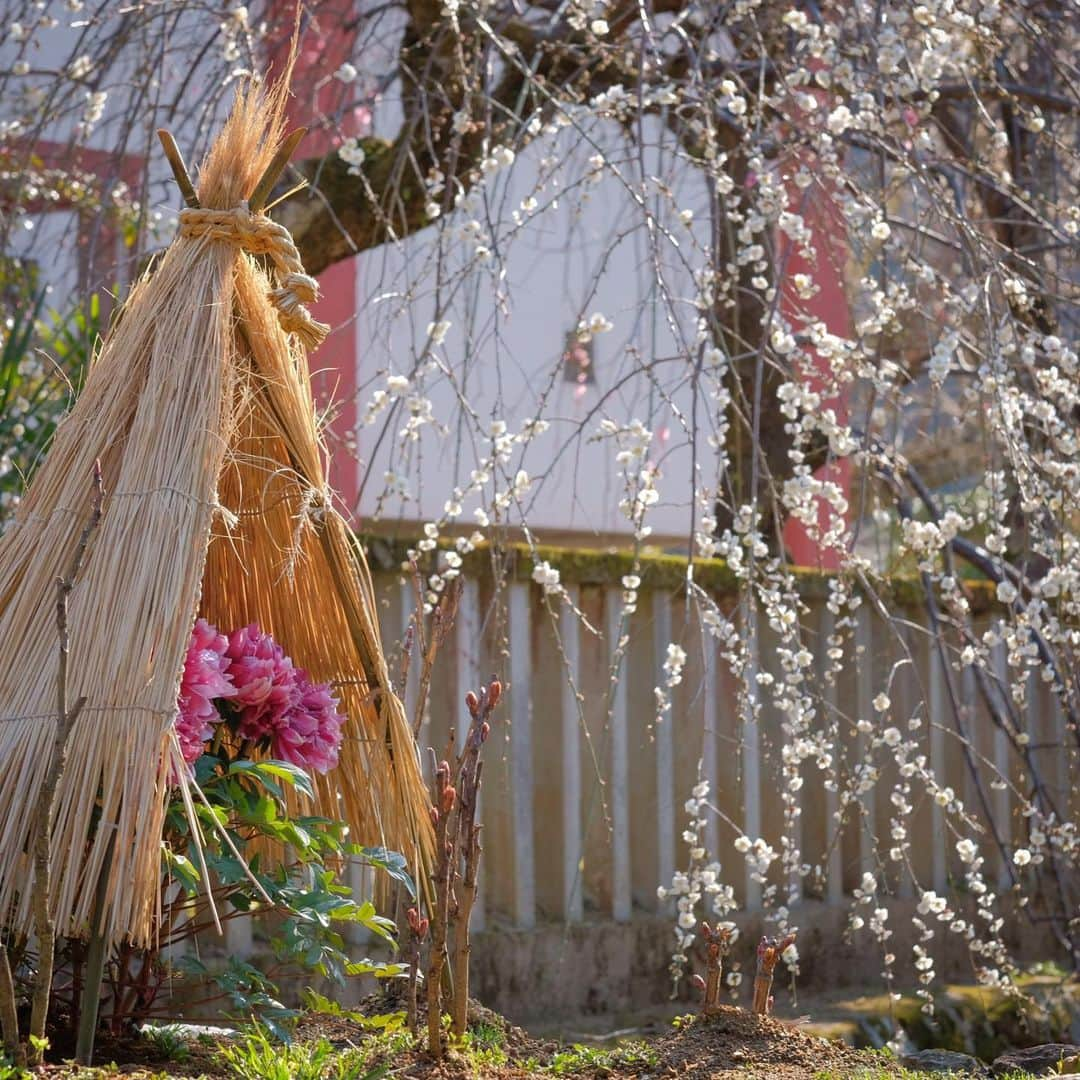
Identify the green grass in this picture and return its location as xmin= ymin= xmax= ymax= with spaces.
xmin=215 ymin=1026 xmax=388 ymax=1080
xmin=546 ymin=1040 xmax=659 ymax=1075
xmin=140 ymin=1024 xmax=192 ymax=1063
xmin=451 ymin=1021 xmax=510 ymax=1069
xmin=467 ymin=1020 xmax=508 ymax=1050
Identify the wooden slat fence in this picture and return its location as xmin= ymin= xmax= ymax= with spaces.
xmin=216 ymin=545 xmax=1075 ymax=962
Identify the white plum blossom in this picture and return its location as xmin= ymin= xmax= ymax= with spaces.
xmin=427 ymin=319 xmax=452 ymax=346
xmin=531 ymin=560 xmax=562 ymax=596
xmin=338 ymin=138 xmax=366 ymax=175
xmin=956 ymin=839 xmax=978 ymax=864
xmin=577 ymin=312 xmax=614 ymax=341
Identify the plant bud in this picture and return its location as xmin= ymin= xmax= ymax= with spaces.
xmin=429 ymin=806 xmax=439 ymax=827
xmin=465 ymin=690 xmax=479 ymax=715
xmin=691 ymin=974 xmax=706 ymax=990
xmin=442 ymin=784 xmax=457 ymax=812
xmin=480 ymin=721 xmax=490 ymax=742
xmin=419 ymin=917 xmax=429 ymax=938
xmin=437 ymin=759 xmax=450 ymax=781
xmin=407 ymin=907 xmax=421 ymax=932
xmin=488 ymin=679 xmax=502 ymax=707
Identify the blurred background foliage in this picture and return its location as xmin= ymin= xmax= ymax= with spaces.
xmin=0 ymin=262 xmax=99 ymax=528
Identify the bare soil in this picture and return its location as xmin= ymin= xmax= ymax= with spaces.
xmin=31 ymin=1001 xmax=904 ymax=1078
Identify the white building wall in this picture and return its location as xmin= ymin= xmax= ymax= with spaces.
xmin=352 ymin=128 xmax=714 ymax=542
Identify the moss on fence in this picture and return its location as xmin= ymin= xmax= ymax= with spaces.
xmin=358 ymin=534 xmax=998 ymax=613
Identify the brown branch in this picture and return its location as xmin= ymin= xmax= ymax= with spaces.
xmin=751 ymin=933 xmax=795 ymax=1016
xmin=450 ymin=677 xmax=499 ymax=1038
xmin=929 ymin=79 xmax=1080 ymax=117
xmin=28 ymin=461 xmax=104 ymax=1064
xmin=696 ymin=922 xmax=731 ymax=1015
xmin=0 ymin=946 xmax=22 ymax=1066
xmin=426 ymin=750 xmax=456 ymax=1059
xmin=413 ymin=571 xmax=461 ymax=739
xmin=271 ymin=3 xmax=672 ymax=275
xmin=405 ymin=905 xmax=428 ymax=1036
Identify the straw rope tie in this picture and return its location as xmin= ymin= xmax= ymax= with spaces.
xmin=179 ymin=201 xmax=330 ymax=350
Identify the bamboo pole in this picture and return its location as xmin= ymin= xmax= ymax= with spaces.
xmin=248 ymin=127 xmax=307 ymax=213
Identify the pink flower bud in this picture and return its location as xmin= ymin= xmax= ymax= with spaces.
xmin=419 ymin=917 xmax=429 ymax=938
xmin=430 ymin=806 xmax=439 ymax=827
xmin=691 ymin=974 xmax=706 ymax=990
xmin=480 ymin=721 xmax=490 ymax=742
xmin=465 ymin=690 xmax=479 ymax=715
xmin=488 ymin=679 xmax=502 ymax=708
xmin=442 ymin=785 xmax=457 ymax=813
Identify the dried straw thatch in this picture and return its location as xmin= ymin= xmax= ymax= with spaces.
xmin=0 ymin=83 xmax=432 ymax=947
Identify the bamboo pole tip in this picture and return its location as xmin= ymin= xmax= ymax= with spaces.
xmin=248 ymin=127 xmax=309 ymax=214
xmin=157 ymin=129 xmax=200 ymax=209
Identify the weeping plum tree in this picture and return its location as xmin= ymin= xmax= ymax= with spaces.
xmin=2 ymin=0 xmax=1079 ymax=1006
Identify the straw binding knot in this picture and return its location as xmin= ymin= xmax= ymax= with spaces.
xmin=178 ymin=201 xmax=330 ymax=350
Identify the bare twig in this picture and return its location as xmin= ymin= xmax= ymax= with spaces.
xmin=0 ymin=944 xmax=23 ymax=1065
xmin=28 ymin=461 xmax=104 ymax=1065
xmin=450 ymin=677 xmax=500 ymax=1038
xmin=751 ymin=933 xmax=795 ymax=1016
xmin=405 ymin=905 xmax=428 ymax=1036
xmin=415 ymin=577 xmax=462 ymax=740
xmin=426 ymin=749 xmax=457 ymax=1059
xmin=694 ymin=922 xmax=731 ymax=1016
xmin=403 ymin=563 xmax=462 ymax=739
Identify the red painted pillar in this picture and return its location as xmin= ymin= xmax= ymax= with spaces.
xmin=778 ymin=169 xmax=852 ymax=571
xmin=263 ymin=1 xmax=366 ymax=513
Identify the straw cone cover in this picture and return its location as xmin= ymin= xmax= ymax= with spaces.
xmin=0 ymin=85 xmax=432 ymax=947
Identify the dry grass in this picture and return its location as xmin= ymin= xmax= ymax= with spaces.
xmin=0 ymin=76 xmax=432 ymax=948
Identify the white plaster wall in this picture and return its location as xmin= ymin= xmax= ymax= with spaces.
xmin=352 ymin=131 xmax=716 ymax=542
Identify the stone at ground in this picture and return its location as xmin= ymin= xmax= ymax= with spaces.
xmin=901 ymin=1048 xmax=989 ymax=1075
xmin=140 ymin=1021 xmax=237 ymax=1040
xmin=990 ymin=1043 xmax=1080 ymax=1076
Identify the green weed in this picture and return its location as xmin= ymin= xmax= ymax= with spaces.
xmin=547 ymin=1040 xmax=659 ymax=1075
xmin=216 ymin=1025 xmax=387 ymax=1080
xmin=140 ymin=1023 xmax=192 ymax=1062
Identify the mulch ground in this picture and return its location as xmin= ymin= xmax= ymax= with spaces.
xmin=30 ymin=1001 xmax=903 ymax=1078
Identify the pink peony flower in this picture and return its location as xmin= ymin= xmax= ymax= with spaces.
xmin=272 ymin=671 xmax=345 ymax=775
xmin=175 ymin=618 xmax=236 ymax=766
xmin=173 ymin=622 xmax=344 ymax=777
xmin=225 ymin=623 xmax=300 ymax=744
